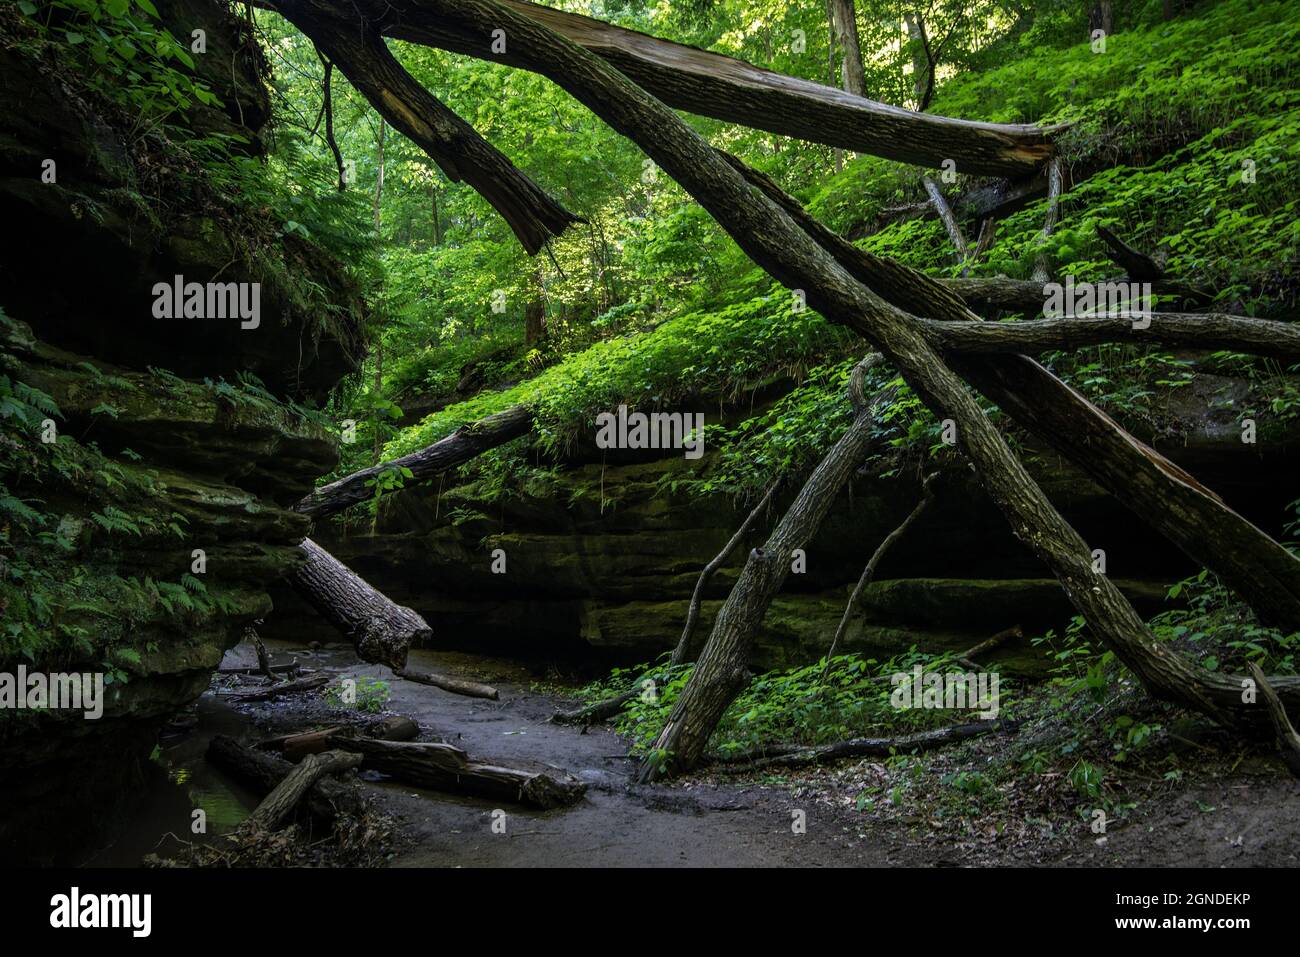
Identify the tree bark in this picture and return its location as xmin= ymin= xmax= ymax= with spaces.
xmin=641 ymin=402 xmax=883 ymax=778
xmin=826 ymin=0 xmax=867 ymax=98
xmin=260 ymin=0 xmax=1059 ymax=178
xmin=922 ymin=175 xmax=969 ymax=259
xmin=241 ymin=749 xmax=362 ymax=832
xmin=717 ymin=718 xmax=1020 ymax=769
xmin=920 ymin=312 xmax=1300 ymax=361
xmin=206 ymin=735 xmax=365 ymax=828
xmin=326 ymin=735 xmax=586 ymax=808
xmin=295 ymin=404 xmax=534 ymax=518
xmin=276 ymin=0 xmax=578 ymax=254
xmin=290 ymin=537 xmax=429 ymax=671
xmin=403 ymin=1 xmax=1297 ymax=774
xmin=395 ymin=667 xmax=499 ymax=700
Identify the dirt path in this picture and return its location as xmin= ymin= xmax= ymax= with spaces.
xmin=102 ymin=639 xmax=1299 ymax=868
xmin=278 ymin=643 xmax=882 ymax=867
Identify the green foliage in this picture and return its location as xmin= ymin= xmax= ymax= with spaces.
xmin=327 ymin=676 xmax=391 ymax=713
xmin=19 ymin=0 xmax=219 ymax=121
xmin=583 ymin=647 xmax=1008 ymax=758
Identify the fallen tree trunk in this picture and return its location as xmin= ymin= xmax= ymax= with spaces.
xmin=1248 ymin=662 xmax=1300 ymax=778
xmin=340 ymin=0 xmax=1060 ymax=177
xmin=289 ymin=537 xmax=428 ymax=672
xmin=272 ymin=0 xmax=577 ymax=254
xmin=638 ymin=395 xmax=883 ymax=780
xmin=715 ymin=718 xmax=1020 ymax=770
xmin=206 ymin=735 xmax=366 ymax=828
xmin=919 ymin=312 xmax=1300 ymax=361
xmin=724 ymin=156 xmax=1300 ymax=636
xmin=322 ymin=735 xmax=586 ymax=809
xmin=220 ymin=672 xmax=329 ymax=702
xmin=274 ymin=716 xmax=420 ymax=761
xmin=295 ymin=405 xmax=533 ymax=518
xmin=414 ymin=0 xmax=1298 ymax=778
xmin=551 ymin=479 xmax=780 ymax=726
xmin=241 ymin=749 xmax=362 ymax=832
xmin=395 ymin=667 xmax=499 ymax=700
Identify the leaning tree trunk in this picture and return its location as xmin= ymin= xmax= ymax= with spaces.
xmin=295 ymin=404 xmax=533 ymax=518
xmin=276 ymin=0 xmax=578 ymax=254
xmin=640 ymin=401 xmax=882 ymax=779
xmin=406 ymin=0 xmax=1298 ymax=769
xmin=262 ymin=0 xmax=1059 ymax=178
xmin=290 ymin=537 xmax=428 ymax=671
xmin=266 ymin=0 xmax=1300 ymax=770
xmin=723 ymin=155 xmax=1300 ymax=635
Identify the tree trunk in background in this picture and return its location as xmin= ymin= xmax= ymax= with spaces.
xmin=1089 ymin=1 xmax=1114 ymax=37
xmin=371 ymin=119 xmax=387 ymax=469
xmin=431 ymin=187 xmax=443 ymax=245
xmin=827 ymin=0 xmax=867 ymax=97
xmin=290 ymin=537 xmax=427 ymax=671
xmin=903 ymin=11 xmax=929 ymax=109
xmin=524 ymin=268 xmax=545 ymax=346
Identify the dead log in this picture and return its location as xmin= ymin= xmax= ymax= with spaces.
xmin=551 ymin=479 xmax=779 ymax=726
xmin=414 ymin=1 xmax=1299 ymax=776
xmin=395 ymin=667 xmax=499 ymax=700
xmin=206 ymin=735 xmax=365 ymax=827
xmin=1097 ymin=224 xmax=1165 ymax=281
xmin=722 ymin=155 xmax=1300 ymax=636
xmin=715 ymin=719 xmax=1020 ymax=770
xmin=273 ymin=1 xmax=576 ymax=254
xmin=640 ymin=388 xmax=884 ymax=780
xmin=220 ymin=672 xmax=328 ymax=702
xmin=1030 ymin=156 xmax=1063 ymax=283
xmin=259 ymin=715 xmax=419 ymax=758
xmin=295 ymin=405 xmax=533 ymax=518
xmin=953 ymin=624 xmax=1024 ymax=671
xmin=323 ymin=735 xmax=586 ymax=809
xmin=289 ymin=537 xmax=428 ymax=671
xmin=241 ymin=749 xmax=362 ymax=832
xmin=217 ymin=662 xmax=299 ymax=677
xmin=310 ymin=0 xmax=1062 ymax=177
xmin=919 ymin=312 xmax=1300 ymax=362
xmin=1248 ymin=662 xmax=1300 ymax=778
xmin=922 ymin=176 xmax=969 ymax=259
